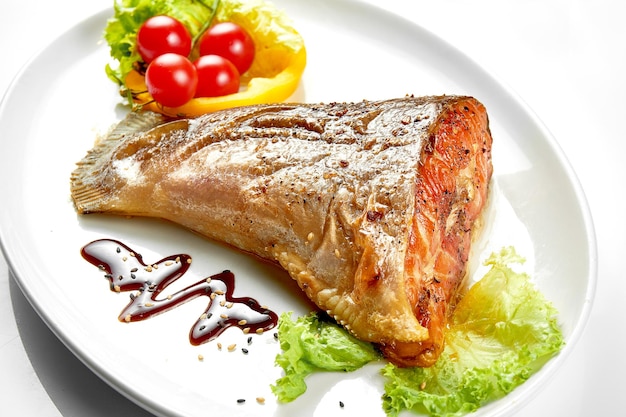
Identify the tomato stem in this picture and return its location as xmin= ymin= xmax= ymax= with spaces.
xmin=192 ymin=0 xmax=221 ymax=49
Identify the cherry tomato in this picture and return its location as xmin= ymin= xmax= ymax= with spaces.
xmin=199 ymin=22 xmax=255 ymax=74
xmin=137 ymin=16 xmax=192 ymax=64
xmin=145 ymin=53 xmax=198 ymax=107
xmin=193 ymin=55 xmax=240 ymax=98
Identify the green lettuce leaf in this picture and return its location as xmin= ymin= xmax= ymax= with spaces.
xmin=382 ymin=247 xmax=565 ymax=417
xmin=271 ymin=247 xmax=564 ymax=416
xmin=271 ymin=312 xmax=381 ymax=402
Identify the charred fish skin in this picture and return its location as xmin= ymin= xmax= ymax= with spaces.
xmin=71 ymin=95 xmax=493 ymax=368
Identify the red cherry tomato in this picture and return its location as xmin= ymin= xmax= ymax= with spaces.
xmin=137 ymin=16 xmax=192 ymax=64
xmin=145 ymin=53 xmax=198 ymax=107
xmin=199 ymin=22 xmax=255 ymax=74
xmin=193 ymin=55 xmax=240 ymax=98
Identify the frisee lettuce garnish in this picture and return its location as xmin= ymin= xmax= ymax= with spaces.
xmin=272 ymin=247 xmax=565 ymax=417
xmin=271 ymin=311 xmax=381 ymax=402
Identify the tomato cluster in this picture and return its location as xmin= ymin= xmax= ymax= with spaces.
xmin=137 ymin=16 xmax=255 ymax=108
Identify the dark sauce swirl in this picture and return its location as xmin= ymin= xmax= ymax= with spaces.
xmin=81 ymin=239 xmax=278 ymax=344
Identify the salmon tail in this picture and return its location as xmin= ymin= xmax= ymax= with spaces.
xmin=70 ymin=111 xmax=169 ymax=214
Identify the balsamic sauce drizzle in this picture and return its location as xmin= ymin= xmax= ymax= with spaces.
xmin=81 ymin=239 xmax=278 ymax=344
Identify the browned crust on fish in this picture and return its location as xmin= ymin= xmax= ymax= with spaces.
xmin=71 ymin=95 xmax=493 ymax=367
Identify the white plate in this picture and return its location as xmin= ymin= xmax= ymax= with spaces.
xmin=0 ymin=1 xmax=596 ymax=416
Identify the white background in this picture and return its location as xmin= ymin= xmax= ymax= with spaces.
xmin=1 ymin=0 xmax=624 ymax=415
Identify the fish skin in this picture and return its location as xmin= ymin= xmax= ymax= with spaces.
xmin=71 ymin=95 xmax=493 ymax=367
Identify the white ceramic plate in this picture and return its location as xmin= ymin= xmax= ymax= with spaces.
xmin=0 ymin=1 xmax=596 ymax=416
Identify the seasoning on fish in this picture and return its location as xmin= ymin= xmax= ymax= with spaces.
xmin=70 ymin=95 xmax=493 ymax=367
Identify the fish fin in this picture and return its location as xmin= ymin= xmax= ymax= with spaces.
xmin=69 ymin=111 xmax=169 ymax=213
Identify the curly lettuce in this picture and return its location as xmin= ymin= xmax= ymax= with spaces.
xmin=272 ymin=247 xmax=565 ymax=416
xmin=271 ymin=312 xmax=381 ymax=402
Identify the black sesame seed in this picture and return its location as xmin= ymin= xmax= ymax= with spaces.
xmin=273 ymin=332 xmax=279 ymax=340
xmin=237 ymin=399 xmax=246 ymax=404
xmin=242 ymin=348 xmax=249 ymax=354
xmin=247 ymin=336 xmax=253 ymax=345
xmin=199 ymin=325 xmax=206 ymax=331
xmin=116 ymin=247 xmax=121 ymax=253
xmin=131 ymin=267 xmax=138 ymax=272
xmin=339 ymin=401 xmax=344 ymax=408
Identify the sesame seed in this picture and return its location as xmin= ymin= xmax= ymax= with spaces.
xmin=219 ymin=300 xmax=226 ymax=307
xmin=226 ymin=302 xmax=234 ymax=308
xmin=167 ymin=294 xmax=172 ymax=300
xmin=122 ymin=256 xmax=128 ymax=262
xmin=220 ymin=313 xmax=229 ymax=319
xmin=210 ymin=292 xmax=217 ymax=299
xmin=256 ymin=397 xmax=265 ymax=404
xmin=175 ymin=256 xmax=180 ymax=263
xmin=214 ymin=290 xmax=225 ymax=295
xmin=227 ymin=344 xmax=236 ymax=352
xmin=200 ymin=313 xmax=208 ymax=320
xmin=420 ymin=381 xmax=427 ymax=390
xmin=145 ymin=266 xmax=152 ymax=272
xmin=205 ymin=277 xmax=212 ymax=283
xmin=144 ymin=302 xmax=154 ymax=307
xmin=152 ymin=264 xmax=158 ymax=270
xmin=186 ymin=258 xmax=192 ymax=264
xmin=113 ymin=285 xmax=121 ymax=292
xmin=243 ymin=327 xmax=250 ymax=334
xmin=256 ymin=328 xmax=264 ymax=335
xmin=238 ymin=319 xmax=248 ymax=326
xmin=197 ymin=354 xmax=204 ymax=361
xmin=124 ymin=314 xmax=131 ymax=322
xmin=129 ymin=252 xmax=135 ymax=257
xmin=165 ymin=261 xmax=173 ymax=266
xmin=131 ymin=268 xmax=138 ymax=272
xmin=217 ymin=342 xmax=222 ymax=350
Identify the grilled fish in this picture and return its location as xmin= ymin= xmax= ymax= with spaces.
xmin=71 ymin=95 xmax=493 ymax=367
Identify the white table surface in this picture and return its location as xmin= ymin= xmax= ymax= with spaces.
xmin=1 ymin=0 xmax=624 ymax=415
